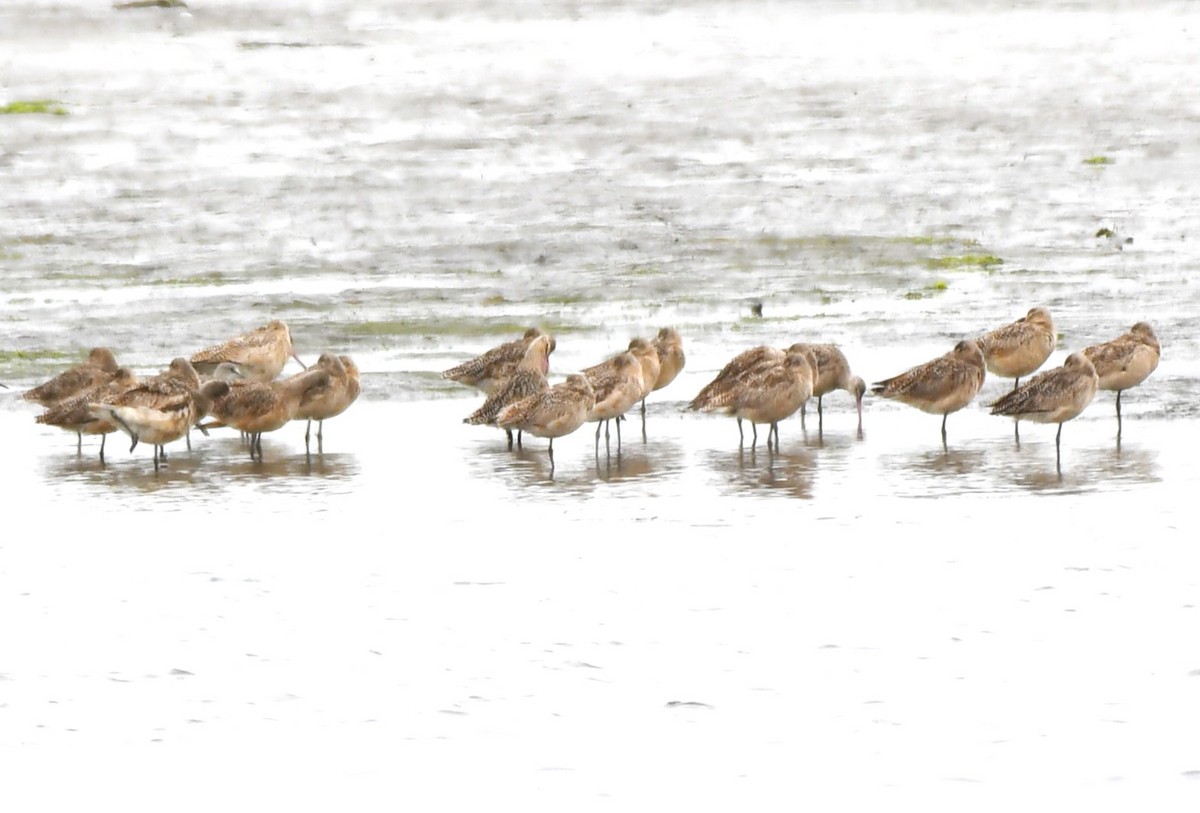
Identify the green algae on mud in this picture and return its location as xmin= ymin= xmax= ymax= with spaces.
xmin=1083 ymin=155 xmax=1114 ymax=165
xmin=1 ymin=100 xmax=67 ymax=116
xmin=926 ymin=253 xmax=1003 ymax=270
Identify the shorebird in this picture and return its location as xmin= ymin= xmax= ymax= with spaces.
xmin=105 ymin=357 xmax=203 ymax=448
xmin=977 ymin=307 xmax=1056 ymax=441
xmin=90 ymin=380 xmax=231 ymax=471
xmin=35 ymin=368 xmax=140 ymax=459
xmin=798 ymin=343 xmax=865 ymax=435
xmin=687 ymin=345 xmax=787 ymax=413
xmin=688 ymin=345 xmax=816 ymax=450
xmin=463 ymin=334 xmax=552 ymax=448
xmin=293 ymin=353 xmax=361 ymax=453
xmin=496 ymin=373 xmax=596 ymax=469
xmin=990 ymin=352 xmax=1098 ymax=468
xmin=977 ymin=307 xmax=1056 ymax=391
xmin=190 ymin=319 xmax=305 ymax=382
xmin=206 ymin=368 xmax=332 ymax=460
xmin=584 ymin=350 xmax=645 ymax=452
xmin=442 ymin=327 xmax=555 ymax=395
xmin=871 ymin=339 xmax=986 ymax=444
xmin=652 ymin=327 xmax=686 ymax=393
xmin=22 ymin=347 xmax=120 ymax=407
xmin=624 ymin=337 xmax=661 ymax=436
xmin=1082 ymin=321 xmax=1161 ymax=440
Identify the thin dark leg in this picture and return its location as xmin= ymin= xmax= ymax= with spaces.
xmin=615 ymin=414 xmax=622 ymax=450
xmin=517 ymin=429 xmax=523 ymax=449
xmin=751 ymin=422 xmax=758 ymax=449
xmin=306 ymin=419 xmax=312 ymax=453
xmin=506 ymin=428 xmax=514 ymax=450
xmin=99 ymin=433 xmax=106 ymax=462
xmin=1055 ymin=423 xmax=1063 ymax=474
xmin=256 ymin=433 xmax=263 ymax=459
xmin=737 ymin=417 xmax=744 ymax=446
xmin=186 ymin=428 xmax=191 ymax=451
xmin=800 ymin=403 xmax=807 ymax=431
xmin=817 ymin=395 xmax=824 ymax=434
xmin=1013 ymin=377 xmax=1020 ymax=392
xmin=76 ymin=431 xmax=82 ymax=454
xmin=940 ymin=413 xmax=948 ymax=443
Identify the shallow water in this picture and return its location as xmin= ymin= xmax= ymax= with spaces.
xmin=2 ymin=0 xmax=1200 ymax=809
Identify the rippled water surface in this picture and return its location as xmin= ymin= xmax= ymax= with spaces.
xmin=3 ymin=0 xmax=1199 ymax=809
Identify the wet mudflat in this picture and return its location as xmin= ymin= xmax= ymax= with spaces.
xmin=2 ymin=0 xmax=1199 ymax=809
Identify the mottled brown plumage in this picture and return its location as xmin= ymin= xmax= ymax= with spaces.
xmin=584 ymin=350 xmax=644 ymax=450
xmin=795 ymin=343 xmax=865 ymax=434
xmin=991 ymin=352 xmax=1098 ymax=464
xmin=1082 ymin=321 xmax=1161 ymax=438
xmin=871 ymin=339 xmax=986 ymax=442
xmin=691 ymin=346 xmax=816 ymax=449
xmin=109 ymin=358 xmax=201 ymax=408
xmin=36 ymin=368 xmax=140 ymax=459
xmin=293 ymin=353 xmax=361 ymax=453
xmin=442 ymin=327 xmax=555 ymax=395
xmin=463 ymin=335 xmax=552 ymax=445
xmin=496 ymin=373 xmax=596 ymax=466
xmin=208 ymin=368 xmax=331 ymax=460
xmin=90 ymin=380 xmax=230 ymax=470
xmin=977 ymin=306 xmax=1056 ymax=386
xmin=687 ymin=345 xmax=784 ymax=412
xmin=22 ymin=347 xmax=120 ymax=407
xmin=191 ymin=319 xmax=304 ymax=382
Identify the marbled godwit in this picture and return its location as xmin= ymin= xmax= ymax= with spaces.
xmin=442 ymin=327 xmax=555 ymax=395
xmin=688 ymin=346 xmax=816 ymax=450
xmin=977 ymin=307 xmax=1056 ymax=390
xmin=652 ymin=327 xmax=686 ymax=392
xmin=1082 ymin=321 xmax=1161 ymax=440
xmin=106 ymin=357 xmax=203 ymax=448
xmin=977 ymin=307 xmax=1056 ymax=441
xmin=207 ymin=368 xmax=331 ymax=460
xmin=90 ymin=380 xmax=231 ymax=471
xmin=35 ymin=368 xmax=139 ymax=460
xmin=623 ymin=337 xmax=661 ymax=437
xmin=293 ymin=353 xmax=361 ymax=453
xmin=871 ymin=339 xmax=986 ymax=444
xmin=463 ymin=334 xmax=552 ymax=448
xmin=584 ymin=350 xmax=645 ymax=452
xmin=190 ymin=319 xmax=305 ymax=382
xmin=798 ymin=343 xmax=865 ymax=435
xmin=990 ymin=352 xmax=1098 ymax=468
xmin=687 ymin=345 xmax=786 ymax=413
xmin=22 ymin=347 xmax=120 ymax=407
xmin=496 ymin=373 xmax=596 ymax=469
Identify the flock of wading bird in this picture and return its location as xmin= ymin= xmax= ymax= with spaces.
xmin=444 ymin=309 xmax=1161 ymax=470
xmin=18 ymin=320 xmax=360 ymax=469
